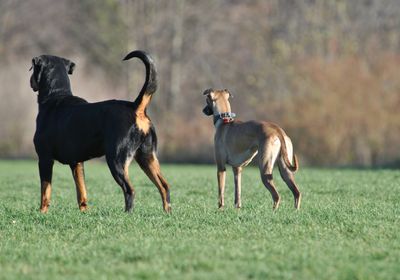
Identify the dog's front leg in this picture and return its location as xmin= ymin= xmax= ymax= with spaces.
xmin=38 ymin=159 xmax=54 ymax=213
xmin=70 ymin=162 xmax=88 ymax=211
xmin=217 ymin=166 xmax=226 ymax=209
xmin=233 ymin=166 xmax=242 ymax=208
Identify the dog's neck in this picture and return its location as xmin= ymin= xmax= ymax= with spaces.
xmin=35 ymin=67 xmax=74 ymax=104
xmin=37 ymin=81 xmax=73 ymax=104
xmin=213 ymin=112 xmax=236 ymax=128
xmin=38 ymin=88 xmax=72 ymax=104
xmin=213 ymin=117 xmax=224 ymax=128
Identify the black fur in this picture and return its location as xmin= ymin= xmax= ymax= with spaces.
xmin=30 ymin=50 xmax=169 ymax=212
xmin=202 ymin=105 xmax=213 ymax=116
xmin=202 ymin=89 xmax=214 ymax=116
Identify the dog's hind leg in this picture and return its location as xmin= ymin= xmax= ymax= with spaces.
xmin=278 ymin=160 xmax=301 ymax=209
xmin=106 ymin=156 xmax=135 ymax=212
xmin=70 ymin=162 xmax=88 ymax=211
xmin=278 ymin=137 xmax=301 ymax=209
xmin=135 ymin=150 xmax=171 ymax=213
xmin=38 ymin=158 xmax=54 ymax=213
xmin=258 ymin=137 xmax=281 ymax=210
xmin=232 ymin=166 xmax=242 ymax=208
xmin=277 ymin=138 xmax=301 ymax=209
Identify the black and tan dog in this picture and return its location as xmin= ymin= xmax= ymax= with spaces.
xmin=202 ymin=88 xmax=301 ymax=210
xmin=30 ymin=50 xmax=171 ymax=213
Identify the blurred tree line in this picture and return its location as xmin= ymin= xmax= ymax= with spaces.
xmin=0 ymin=0 xmax=399 ymax=167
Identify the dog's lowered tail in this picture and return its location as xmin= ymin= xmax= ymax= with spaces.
xmin=276 ymin=130 xmax=299 ymax=173
xmin=123 ymin=50 xmax=157 ymax=113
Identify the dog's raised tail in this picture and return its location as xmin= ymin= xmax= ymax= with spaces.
xmin=123 ymin=50 xmax=157 ymax=111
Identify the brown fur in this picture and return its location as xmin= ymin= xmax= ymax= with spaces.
xmin=40 ymin=181 xmax=52 ymax=213
xmin=71 ymin=162 xmax=88 ymax=211
xmin=211 ymin=90 xmax=231 ymax=113
xmin=203 ymin=89 xmax=301 ymax=210
xmin=135 ymin=95 xmax=152 ymax=134
xmin=135 ymin=152 xmax=171 ymax=212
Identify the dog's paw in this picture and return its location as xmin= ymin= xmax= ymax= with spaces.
xmin=164 ymin=205 xmax=172 ymax=214
xmin=79 ymin=202 xmax=88 ymax=212
xmin=79 ymin=206 xmax=88 ymax=212
xmin=272 ymin=200 xmax=281 ymax=210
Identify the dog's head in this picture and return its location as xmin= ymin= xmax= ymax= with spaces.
xmin=202 ymin=88 xmax=233 ymax=116
xmin=29 ymin=55 xmax=75 ymax=100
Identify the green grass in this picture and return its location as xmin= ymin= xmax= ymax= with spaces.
xmin=0 ymin=160 xmax=399 ymax=280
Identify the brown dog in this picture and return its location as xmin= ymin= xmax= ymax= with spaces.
xmin=202 ymin=88 xmax=301 ymax=210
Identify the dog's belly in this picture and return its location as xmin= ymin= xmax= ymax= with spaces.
xmin=55 ymin=144 xmax=104 ymax=164
xmin=54 ymin=133 xmax=105 ymax=164
xmin=227 ymin=149 xmax=258 ymax=167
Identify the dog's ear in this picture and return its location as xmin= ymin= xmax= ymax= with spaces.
xmin=32 ymin=57 xmax=41 ymax=66
xmin=202 ymin=105 xmax=213 ymax=116
xmin=31 ymin=57 xmax=43 ymax=86
xmin=63 ymin=59 xmax=76 ymax=75
xmin=224 ymin=89 xmax=233 ymax=98
xmin=203 ymin=88 xmax=215 ymax=98
xmin=203 ymin=88 xmax=213 ymax=95
xmin=68 ymin=62 xmax=76 ymax=75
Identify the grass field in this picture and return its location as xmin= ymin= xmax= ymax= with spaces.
xmin=0 ymin=160 xmax=399 ymax=279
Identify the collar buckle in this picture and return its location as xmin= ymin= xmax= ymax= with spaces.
xmin=219 ymin=112 xmax=236 ymax=124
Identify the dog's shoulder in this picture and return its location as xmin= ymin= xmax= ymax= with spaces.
xmin=58 ymin=95 xmax=88 ymax=106
xmin=40 ymin=95 xmax=88 ymax=109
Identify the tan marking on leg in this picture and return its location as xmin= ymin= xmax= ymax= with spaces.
xmin=148 ymin=155 xmax=171 ymax=213
xmin=124 ymin=163 xmax=133 ymax=188
xmin=123 ymin=159 xmax=135 ymax=196
xmin=157 ymin=173 xmax=171 ymax=208
xmin=72 ymin=163 xmax=88 ymax=211
xmin=135 ymin=152 xmax=171 ymax=213
xmin=40 ymin=181 xmax=52 ymax=213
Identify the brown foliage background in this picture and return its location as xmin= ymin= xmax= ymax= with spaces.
xmin=1 ymin=0 xmax=399 ymax=166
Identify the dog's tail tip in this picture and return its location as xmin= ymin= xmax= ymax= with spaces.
xmin=278 ymin=131 xmax=299 ymax=173
xmin=123 ymin=50 xmax=157 ymax=104
xmin=290 ymin=154 xmax=299 ymax=173
xmin=123 ymin=50 xmax=151 ymax=62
